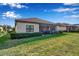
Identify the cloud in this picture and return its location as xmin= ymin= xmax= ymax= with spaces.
xmin=0 ymin=3 xmax=28 ymax=9
xmin=63 ymin=3 xmax=75 ymax=5
xmin=63 ymin=3 xmax=79 ymax=6
xmin=52 ymin=8 xmax=78 ymax=12
xmin=2 ymin=11 xmax=21 ymax=19
xmin=64 ymin=15 xmax=79 ymax=18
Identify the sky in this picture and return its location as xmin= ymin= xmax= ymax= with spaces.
xmin=0 ymin=3 xmax=79 ymax=27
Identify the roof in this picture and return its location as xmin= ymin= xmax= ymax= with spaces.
xmin=55 ymin=23 xmax=70 ymax=27
xmin=15 ymin=18 xmax=53 ymax=24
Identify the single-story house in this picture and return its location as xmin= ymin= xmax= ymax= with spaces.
xmin=15 ymin=18 xmax=56 ymax=33
xmin=66 ymin=25 xmax=78 ymax=32
xmin=55 ymin=23 xmax=79 ymax=32
xmin=55 ymin=23 xmax=69 ymax=32
xmin=74 ymin=24 xmax=79 ymax=31
xmin=15 ymin=18 xmax=79 ymax=33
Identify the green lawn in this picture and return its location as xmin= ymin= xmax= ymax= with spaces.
xmin=0 ymin=32 xmax=4 ymax=36
xmin=0 ymin=32 xmax=79 ymax=56
xmin=0 ymin=32 xmax=10 ymax=44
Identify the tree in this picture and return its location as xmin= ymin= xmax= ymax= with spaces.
xmin=2 ymin=25 xmax=12 ymax=32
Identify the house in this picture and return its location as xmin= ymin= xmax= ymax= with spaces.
xmin=15 ymin=18 xmax=79 ymax=33
xmin=74 ymin=24 xmax=79 ymax=31
xmin=66 ymin=25 xmax=78 ymax=32
xmin=15 ymin=18 xmax=56 ymax=33
xmin=55 ymin=23 xmax=69 ymax=32
xmin=0 ymin=26 xmax=3 ymax=32
xmin=55 ymin=23 xmax=79 ymax=32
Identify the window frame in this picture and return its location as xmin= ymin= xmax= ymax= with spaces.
xmin=26 ymin=25 xmax=34 ymax=32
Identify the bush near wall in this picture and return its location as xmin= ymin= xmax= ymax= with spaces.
xmin=10 ymin=32 xmax=42 ymax=39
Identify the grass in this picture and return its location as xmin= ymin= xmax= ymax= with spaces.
xmin=0 ymin=32 xmax=10 ymax=44
xmin=0 ymin=32 xmax=79 ymax=56
xmin=0 ymin=32 xmax=4 ymax=36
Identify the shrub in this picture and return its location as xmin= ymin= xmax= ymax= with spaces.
xmin=10 ymin=32 xmax=42 ymax=39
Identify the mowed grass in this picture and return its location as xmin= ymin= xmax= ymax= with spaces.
xmin=0 ymin=32 xmax=79 ymax=56
xmin=0 ymin=32 xmax=10 ymax=44
xmin=0 ymin=32 xmax=4 ymax=36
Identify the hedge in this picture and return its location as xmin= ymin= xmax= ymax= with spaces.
xmin=10 ymin=32 xmax=42 ymax=39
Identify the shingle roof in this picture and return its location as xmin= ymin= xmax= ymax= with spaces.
xmin=15 ymin=18 xmax=53 ymax=24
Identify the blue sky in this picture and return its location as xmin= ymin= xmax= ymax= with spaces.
xmin=0 ymin=3 xmax=79 ymax=27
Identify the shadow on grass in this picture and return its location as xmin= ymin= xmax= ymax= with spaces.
xmin=0 ymin=33 xmax=67 ymax=50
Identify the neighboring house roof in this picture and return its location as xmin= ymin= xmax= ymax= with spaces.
xmin=15 ymin=18 xmax=53 ymax=24
xmin=55 ymin=23 xmax=70 ymax=27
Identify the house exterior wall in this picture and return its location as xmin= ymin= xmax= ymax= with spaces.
xmin=56 ymin=26 xmax=66 ymax=31
xmin=39 ymin=26 xmax=49 ymax=32
xmin=15 ymin=22 xmax=39 ymax=33
xmin=39 ymin=24 xmax=56 ymax=33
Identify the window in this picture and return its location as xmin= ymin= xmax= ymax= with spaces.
xmin=26 ymin=25 xmax=34 ymax=32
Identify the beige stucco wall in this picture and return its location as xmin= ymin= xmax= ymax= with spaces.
xmin=56 ymin=26 xmax=66 ymax=31
xmin=15 ymin=22 xmax=39 ymax=33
